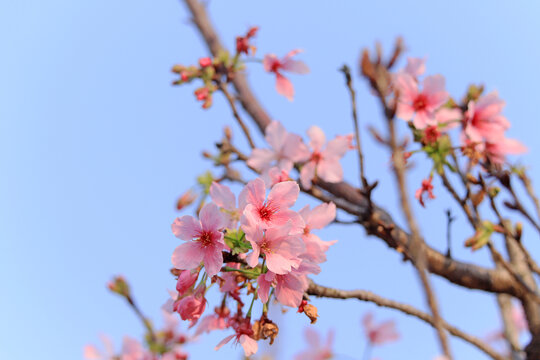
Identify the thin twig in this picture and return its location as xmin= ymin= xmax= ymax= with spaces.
xmin=218 ymin=82 xmax=255 ymax=148
xmin=307 ymin=281 xmax=505 ymax=360
xmin=340 ymin=64 xmax=367 ymax=188
xmin=445 ymin=209 xmax=455 ymax=258
xmin=518 ymin=171 xmax=540 ymax=221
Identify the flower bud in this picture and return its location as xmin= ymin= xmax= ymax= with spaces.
xmin=107 ymin=275 xmax=130 ymax=297
xmin=198 ymin=57 xmax=212 ymax=68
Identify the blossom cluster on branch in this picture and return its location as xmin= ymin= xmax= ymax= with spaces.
xmin=85 ymin=1 xmax=540 ymax=359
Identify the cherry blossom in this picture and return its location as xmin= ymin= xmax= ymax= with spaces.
xmin=243 ymin=221 xmax=304 ymax=275
xmin=299 ymin=202 xmax=337 ymax=264
xmin=463 ymin=91 xmax=510 ymax=143
xmin=247 ymin=120 xmax=309 ymax=172
xmin=396 ymin=74 xmax=449 ymax=129
xmin=263 ymin=49 xmax=309 ymax=101
xmin=240 ymin=178 xmax=304 ymax=234
xmin=362 ymin=312 xmax=400 ymax=346
xmin=300 ymin=126 xmax=354 ymax=189
xmin=171 ymin=203 xmax=227 ymax=276
xmin=175 ymin=268 xmax=200 ymax=296
xmin=215 ymin=317 xmax=258 ymax=356
xmin=174 ymin=284 xmax=207 ymax=327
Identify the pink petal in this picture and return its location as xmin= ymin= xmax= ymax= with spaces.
xmin=281 ymin=59 xmax=310 ymax=74
xmin=171 ymin=216 xmax=201 ymax=240
xmin=267 ymin=180 xmax=299 ymax=209
xmin=276 ymin=73 xmax=294 ymax=101
xmin=257 ymin=274 xmax=272 ymax=303
xmin=275 ymin=273 xmax=305 ymax=307
xmin=300 ymin=161 xmax=316 ymax=189
xmin=171 ymin=242 xmax=204 ymax=270
xmin=214 ymin=334 xmax=235 ymax=351
xmin=304 ymin=327 xmax=321 ymax=347
xmin=282 ymin=133 xmax=311 ymax=162
xmin=423 ymin=74 xmax=446 ymax=95
xmin=239 ymin=335 xmax=259 ymax=356
xmin=404 ymin=57 xmax=426 ymax=78
xmin=244 ymin=178 xmax=266 ymax=208
xmin=247 ymin=148 xmax=275 ymax=171
xmin=307 ymin=126 xmax=326 ymax=151
xmin=413 ymin=110 xmax=434 ymax=129
xmin=210 ymin=182 xmax=236 ymax=211
xmin=325 ymin=134 xmax=353 ymax=158
xmin=395 ymin=73 xmax=418 ymax=103
xmin=203 ymin=245 xmax=224 ymax=277
xmin=266 ymin=252 xmax=294 ymax=274
xmin=307 ymin=202 xmax=336 ymax=229
xmin=396 ymin=102 xmax=415 ymax=121
xmin=317 ymin=158 xmax=343 ymax=183
xmin=265 ymin=121 xmax=288 ymax=153
xmin=199 ymin=203 xmax=226 ymax=232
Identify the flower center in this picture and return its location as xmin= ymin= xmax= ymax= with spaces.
xmin=198 ymin=231 xmax=213 ymax=247
xmin=258 ymin=202 xmax=277 ymax=222
xmin=413 ymin=94 xmax=427 ymax=111
xmin=310 ymin=151 xmax=322 ymax=163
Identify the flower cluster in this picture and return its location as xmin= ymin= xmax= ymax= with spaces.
xmin=169 ymin=174 xmax=337 ymax=356
xmin=248 ymin=120 xmax=354 ymax=190
xmin=388 ymin=57 xmax=527 ymax=207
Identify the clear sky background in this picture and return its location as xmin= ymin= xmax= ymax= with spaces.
xmin=1 ymin=1 xmax=540 ymax=359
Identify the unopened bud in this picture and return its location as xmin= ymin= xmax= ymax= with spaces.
xmin=176 ymin=189 xmax=197 ymax=211
xmin=487 ymin=186 xmax=500 ymax=198
xmin=171 ymin=64 xmax=185 ymax=73
xmin=107 ymin=275 xmax=130 ymax=297
xmin=515 ymin=222 xmax=523 ymax=241
xmin=224 ymin=126 xmax=233 ymax=141
xmin=302 ymin=304 xmax=319 ymax=324
xmin=198 ymin=57 xmax=212 ymax=68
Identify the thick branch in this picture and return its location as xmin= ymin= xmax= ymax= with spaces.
xmin=307 ymin=281 xmax=505 ymax=360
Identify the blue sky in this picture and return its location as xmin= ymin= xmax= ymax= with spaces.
xmin=1 ymin=1 xmax=539 ymax=359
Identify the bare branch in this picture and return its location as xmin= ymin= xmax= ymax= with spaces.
xmin=307 ymin=280 xmax=506 ymax=360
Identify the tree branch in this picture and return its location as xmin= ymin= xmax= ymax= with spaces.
xmin=307 ymin=280 xmax=505 ymax=360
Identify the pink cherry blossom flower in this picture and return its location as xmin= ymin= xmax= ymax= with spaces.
xmin=243 ymin=221 xmax=304 ymax=275
xmin=263 ymin=49 xmax=309 ymax=101
xmin=299 ymin=202 xmax=337 ymax=264
xmin=215 ymin=318 xmax=258 ymax=357
xmin=174 ymin=284 xmax=207 ymax=328
xmin=435 ymin=107 xmax=462 ymax=130
xmin=247 ymin=120 xmax=309 ymax=172
xmin=175 ymin=268 xmax=200 ymax=296
xmin=415 ymin=176 xmax=435 ymax=207
xmin=295 ymin=328 xmax=334 ymax=360
xmin=240 ymin=178 xmax=304 ymax=234
xmin=171 ymin=203 xmax=227 ymax=277
xmin=300 ymin=126 xmax=354 ymax=189
xmin=362 ymin=312 xmax=400 ymax=346
xmin=463 ymin=91 xmax=510 ymax=143
xmin=396 ymin=74 xmax=449 ymax=129
xmin=209 ymin=181 xmax=245 ymax=229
